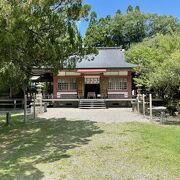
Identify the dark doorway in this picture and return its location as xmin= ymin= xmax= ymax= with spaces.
xmin=85 ymin=84 xmax=100 ymax=98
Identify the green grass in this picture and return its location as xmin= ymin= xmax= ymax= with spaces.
xmin=0 ymin=115 xmax=180 ymax=179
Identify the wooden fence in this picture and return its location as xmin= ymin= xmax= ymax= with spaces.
xmin=0 ymin=99 xmax=24 ymax=110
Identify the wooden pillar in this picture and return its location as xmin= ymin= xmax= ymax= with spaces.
xmin=77 ymin=77 xmax=84 ymax=98
xmin=127 ymin=71 xmax=132 ymax=98
xmin=100 ymin=77 xmax=107 ymax=98
xmin=53 ymin=76 xmax=58 ymax=98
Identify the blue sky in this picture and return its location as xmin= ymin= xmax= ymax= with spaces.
xmin=78 ymin=0 xmax=180 ymax=36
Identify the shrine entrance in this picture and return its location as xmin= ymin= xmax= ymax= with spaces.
xmin=84 ymin=76 xmax=100 ymax=98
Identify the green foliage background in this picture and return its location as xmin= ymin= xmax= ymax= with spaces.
xmin=84 ymin=5 xmax=179 ymax=49
xmin=0 ymin=0 xmax=95 ymax=95
xmin=126 ymin=33 xmax=180 ymax=100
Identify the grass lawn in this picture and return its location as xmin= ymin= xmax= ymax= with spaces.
xmin=0 ymin=114 xmax=180 ymax=179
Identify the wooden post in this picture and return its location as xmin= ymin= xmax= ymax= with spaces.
xmin=33 ymin=94 xmax=36 ymax=120
xmin=177 ymin=101 xmax=180 ymax=115
xmin=137 ymin=94 xmax=140 ymax=113
xmin=24 ymin=94 xmax=27 ymax=123
xmin=160 ymin=111 xmax=165 ymax=124
xmin=44 ymin=103 xmax=47 ymax=112
xmin=143 ymin=94 xmax=145 ymax=117
xmin=14 ymin=100 xmax=16 ymax=109
xmin=149 ymin=94 xmax=152 ymax=121
xmin=6 ymin=112 xmax=12 ymax=126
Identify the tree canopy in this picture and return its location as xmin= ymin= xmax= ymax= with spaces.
xmin=84 ymin=5 xmax=180 ymax=101
xmin=84 ymin=5 xmax=179 ymax=49
xmin=126 ymin=33 xmax=180 ymax=100
xmin=0 ymin=0 xmax=94 ymax=92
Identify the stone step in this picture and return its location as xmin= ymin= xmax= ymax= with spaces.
xmin=79 ymin=107 xmax=106 ymax=109
xmin=79 ymin=101 xmax=105 ymax=102
xmin=79 ymin=102 xmax=105 ymax=105
xmin=79 ymin=99 xmax=106 ymax=109
xmin=79 ymin=104 xmax=106 ymax=107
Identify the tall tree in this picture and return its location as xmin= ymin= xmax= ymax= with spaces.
xmin=145 ymin=14 xmax=179 ymax=37
xmin=126 ymin=5 xmax=134 ymax=13
xmin=84 ymin=11 xmax=98 ymax=47
xmin=84 ymin=5 xmax=179 ymax=49
xmin=0 ymin=0 xmax=93 ymax=92
xmin=84 ymin=13 xmax=113 ymax=47
xmin=126 ymin=33 xmax=180 ymax=100
xmin=116 ymin=9 xmax=122 ymax=16
xmin=150 ymin=51 xmax=180 ymax=101
xmin=112 ymin=5 xmax=145 ymax=48
xmin=135 ymin=6 xmax=140 ymax=13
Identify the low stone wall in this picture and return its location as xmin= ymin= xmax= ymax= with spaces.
xmin=108 ymin=94 xmax=125 ymax=99
xmin=59 ymin=94 xmax=77 ymax=99
xmin=106 ymin=100 xmax=132 ymax=108
xmin=52 ymin=99 xmax=132 ymax=108
xmin=53 ymin=101 xmax=79 ymax=108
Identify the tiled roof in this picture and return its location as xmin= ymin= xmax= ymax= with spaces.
xmin=76 ymin=47 xmax=136 ymax=69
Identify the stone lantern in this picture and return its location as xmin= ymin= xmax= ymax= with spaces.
xmin=34 ymin=83 xmax=43 ymax=114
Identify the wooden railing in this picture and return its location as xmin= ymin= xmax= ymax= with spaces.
xmin=0 ymin=99 xmax=24 ymax=109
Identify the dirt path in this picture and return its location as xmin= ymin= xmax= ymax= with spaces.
xmin=38 ymin=108 xmax=149 ymax=123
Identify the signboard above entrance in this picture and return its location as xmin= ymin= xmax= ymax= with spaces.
xmin=85 ymin=76 xmax=100 ymax=84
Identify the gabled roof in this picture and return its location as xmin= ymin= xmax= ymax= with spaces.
xmin=76 ymin=47 xmax=136 ymax=69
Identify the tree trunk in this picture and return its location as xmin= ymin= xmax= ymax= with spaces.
xmin=23 ymin=87 xmax=27 ymax=123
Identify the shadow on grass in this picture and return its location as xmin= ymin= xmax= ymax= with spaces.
xmin=0 ymin=115 xmax=103 ymax=179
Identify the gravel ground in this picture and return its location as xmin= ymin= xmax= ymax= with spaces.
xmin=38 ymin=108 xmax=149 ymax=123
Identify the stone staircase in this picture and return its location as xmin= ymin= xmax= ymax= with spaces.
xmin=79 ymin=99 xmax=106 ymax=109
